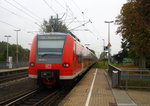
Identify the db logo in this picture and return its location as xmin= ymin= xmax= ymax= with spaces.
xmin=45 ymin=64 xmax=52 ymax=69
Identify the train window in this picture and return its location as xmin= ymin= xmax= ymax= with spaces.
xmin=74 ymin=42 xmax=78 ymax=55
xmin=38 ymin=40 xmax=64 ymax=49
xmin=36 ymin=35 xmax=66 ymax=63
xmin=37 ymin=39 xmax=65 ymax=57
xmin=78 ymin=53 xmax=83 ymax=63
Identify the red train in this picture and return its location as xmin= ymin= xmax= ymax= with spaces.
xmin=28 ymin=32 xmax=97 ymax=86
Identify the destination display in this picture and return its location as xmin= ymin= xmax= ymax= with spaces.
xmin=38 ymin=35 xmax=65 ymax=40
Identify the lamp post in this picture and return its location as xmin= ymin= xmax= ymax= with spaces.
xmin=102 ymin=39 xmax=105 ymax=52
xmin=4 ymin=35 xmax=11 ymax=63
xmin=14 ymin=29 xmax=21 ymax=64
xmin=104 ymin=21 xmax=113 ymax=64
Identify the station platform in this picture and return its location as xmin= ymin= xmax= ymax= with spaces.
xmin=0 ymin=67 xmax=28 ymax=73
xmin=59 ymin=68 xmax=116 ymax=106
xmin=59 ymin=68 xmax=150 ymax=106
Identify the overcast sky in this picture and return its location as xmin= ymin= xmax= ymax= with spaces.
xmin=0 ymin=0 xmax=127 ymax=57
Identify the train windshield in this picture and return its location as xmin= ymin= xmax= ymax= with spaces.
xmin=37 ymin=35 xmax=66 ymax=63
xmin=38 ymin=40 xmax=64 ymax=56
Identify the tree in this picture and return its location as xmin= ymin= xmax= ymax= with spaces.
xmin=41 ymin=15 xmax=69 ymax=33
xmin=116 ymin=0 xmax=150 ymax=68
xmin=99 ymin=52 xmax=107 ymax=61
xmin=0 ymin=41 xmax=30 ymax=62
xmin=113 ymin=50 xmax=128 ymax=64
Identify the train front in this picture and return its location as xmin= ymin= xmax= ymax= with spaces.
xmin=28 ymin=33 xmax=66 ymax=86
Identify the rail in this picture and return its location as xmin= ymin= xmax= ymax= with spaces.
xmin=108 ymin=64 xmax=150 ymax=89
xmin=1 ymin=87 xmax=72 ymax=106
xmin=0 ymin=67 xmax=28 ymax=83
xmin=0 ymin=89 xmax=39 ymax=106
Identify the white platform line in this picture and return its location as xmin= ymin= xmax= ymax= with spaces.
xmin=85 ymin=68 xmax=97 ymax=106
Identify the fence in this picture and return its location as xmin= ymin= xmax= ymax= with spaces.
xmin=0 ymin=61 xmax=28 ymax=69
xmin=108 ymin=64 xmax=150 ymax=89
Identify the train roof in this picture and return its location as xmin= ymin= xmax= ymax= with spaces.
xmin=37 ymin=32 xmax=66 ymax=36
xmin=37 ymin=32 xmax=96 ymax=58
xmin=37 ymin=32 xmax=80 ymax=42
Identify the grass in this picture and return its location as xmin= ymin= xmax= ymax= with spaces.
xmin=107 ymin=62 xmax=150 ymax=88
xmin=111 ymin=63 xmax=139 ymax=69
xmin=121 ymin=79 xmax=150 ymax=87
xmin=93 ymin=61 xmax=108 ymax=68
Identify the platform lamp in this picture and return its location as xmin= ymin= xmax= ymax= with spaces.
xmin=4 ymin=35 xmax=11 ymax=63
xmin=14 ymin=29 xmax=21 ymax=65
xmin=104 ymin=21 xmax=113 ymax=64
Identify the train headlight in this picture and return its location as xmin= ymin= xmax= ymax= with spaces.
xmin=30 ymin=62 xmax=35 ymax=67
xmin=63 ymin=63 xmax=70 ymax=68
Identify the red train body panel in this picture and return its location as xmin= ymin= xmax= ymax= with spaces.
xmin=28 ymin=32 xmax=97 ymax=86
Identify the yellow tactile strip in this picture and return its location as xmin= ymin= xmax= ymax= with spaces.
xmin=59 ymin=69 xmax=116 ymax=106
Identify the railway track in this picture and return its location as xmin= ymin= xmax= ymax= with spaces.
xmin=0 ymin=66 xmax=93 ymax=106
xmin=1 ymin=86 xmax=72 ymax=106
xmin=0 ymin=70 xmax=27 ymax=83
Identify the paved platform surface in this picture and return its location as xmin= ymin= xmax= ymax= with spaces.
xmin=59 ymin=68 xmax=150 ymax=106
xmin=59 ymin=69 xmax=116 ymax=106
xmin=127 ymin=89 xmax=150 ymax=106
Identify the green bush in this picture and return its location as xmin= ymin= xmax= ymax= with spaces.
xmin=93 ymin=61 xmax=108 ymax=68
xmin=121 ymin=79 xmax=150 ymax=87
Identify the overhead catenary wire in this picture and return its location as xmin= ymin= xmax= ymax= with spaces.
xmin=49 ymin=0 xmax=85 ymax=32
xmin=0 ymin=20 xmax=28 ymax=32
xmin=70 ymin=20 xmax=92 ymax=31
xmin=61 ymin=2 xmax=97 ymax=41
xmin=50 ymin=0 xmax=100 ymax=41
xmin=71 ymin=0 xmax=84 ymax=15
xmin=52 ymin=0 xmax=89 ymax=32
xmin=0 ymin=4 xmax=42 ymax=31
xmin=66 ymin=10 xmax=99 ymax=40
xmin=60 ymin=0 xmax=80 ymax=22
xmin=54 ymin=0 xmax=69 ymax=23
xmin=0 ymin=20 xmax=21 ymax=29
xmin=2 ymin=0 xmax=97 ymax=37
xmin=0 ymin=5 xmax=20 ymax=17
xmin=63 ymin=6 xmax=68 ymax=23
xmin=70 ymin=0 xmax=101 ymax=38
xmin=0 ymin=19 xmax=37 ymax=44
xmin=55 ymin=0 xmax=66 ymax=10
xmin=42 ymin=0 xmax=57 ymax=14
xmin=0 ymin=0 xmax=101 ymax=56
xmin=66 ymin=1 xmax=94 ymax=33
xmin=12 ymin=0 xmax=43 ymax=20
xmin=0 ymin=5 xmax=40 ymax=24
xmin=55 ymin=0 xmax=75 ymax=19
xmin=66 ymin=17 xmax=76 ymax=27
xmin=4 ymin=0 xmax=41 ymax=22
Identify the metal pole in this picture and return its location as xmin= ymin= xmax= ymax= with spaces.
xmin=102 ymin=39 xmax=106 ymax=65
xmin=4 ymin=35 xmax=11 ymax=63
xmin=6 ymin=37 xmax=8 ymax=62
xmin=104 ymin=21 xmax=113 ymax=64
xmin=108 ymin=23 xmax=110 ymax=45
xmin=102 ymin=39 xmax=105 ymax=52
xmin=14 ymin=29 xmax=21 ymax=65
